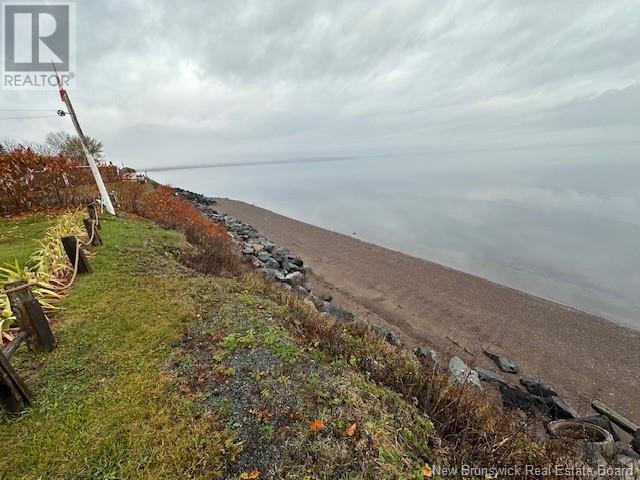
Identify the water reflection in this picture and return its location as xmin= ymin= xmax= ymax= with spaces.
xmin=152 ymin=152 xmax=640 ymax=329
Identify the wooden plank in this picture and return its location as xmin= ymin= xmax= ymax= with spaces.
xmin=3 ymin=281 xmax=56 ymax=352
xmin=0 ymin=350 xmax=32 ymax=413
xmin=61 ymin=236 xmax=92 ymax=274
xmin=2 ymin=331 xmax=27 ymax=359
xmin=591 ymin=400 xmax=639 ymax=434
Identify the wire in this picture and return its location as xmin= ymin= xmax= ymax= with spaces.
xmin=0 ymin=115 xmax=60 ymax=120
xmin=0 ymin=108 xmax=56 ymax=112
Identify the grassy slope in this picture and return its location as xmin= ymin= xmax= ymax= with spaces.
xmin=0 ymin=214 xmax=438 ymax=479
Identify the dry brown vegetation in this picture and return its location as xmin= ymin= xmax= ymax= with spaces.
xmin=134 ymin=186 xmax=584 ymax=476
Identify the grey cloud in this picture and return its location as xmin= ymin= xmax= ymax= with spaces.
xmin=1 ymin=1 xmax=639 ymax=168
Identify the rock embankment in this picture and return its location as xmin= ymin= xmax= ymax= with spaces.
xmin=178 ymin=189 xmax=640 ymax=471
xmin=177 ymin=190 xmax=403 ymax=344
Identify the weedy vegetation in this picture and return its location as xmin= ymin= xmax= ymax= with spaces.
xmin=0 ymin=210 xmax=85 ymax=341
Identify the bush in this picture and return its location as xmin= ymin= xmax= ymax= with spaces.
xmin=122 ymin=184 xmax=243 ymax=276
xmin=0 ymin=147 xmax=122 ymax=214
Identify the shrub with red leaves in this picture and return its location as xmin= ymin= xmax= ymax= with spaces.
xmin=142 ymin=186 xmax=227 ymax=241
xmin=0 ymin=147 xmax=122 ymax=214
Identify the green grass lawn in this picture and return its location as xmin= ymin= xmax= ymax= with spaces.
xmin=0 ymin=214 xmax=439 ymax=479
xmin=0 ymin=215 xmax=237 ymax=479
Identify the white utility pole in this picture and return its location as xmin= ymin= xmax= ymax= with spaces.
xmin=54 ymin=69 xmax=115 ymax=215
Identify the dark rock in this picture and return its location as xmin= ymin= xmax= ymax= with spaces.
xmin=549 ymin=396 xmax=578 ymax=419
xmin=286 ymin=255 xmax=303 ymax=267
xmin=484 ymin=350 xmax=519 ymax=373
xmin=262 ymin=268 xmax=285 ymax=282
xmin=577 ymin=415 xmax=620 ymax=441
xmin=413 ymin=346 xmax=439 ymax=364
xmin=499 ymin=385 xmax=577 ymax=419
xmin=320 ymin=302 xmax=356 ymax=323
xmin=476 ymin=367 xmax=507 ymax=386
xmin=500 ymin=385 xmax=549 ymax=415
xmin=616 ymin=442 xmax=640 ymax=460
xmin=302 ymin=282 xmax=311 ymax=293
xmin=320 ymin=293 xmax=333 ymax=302
xmin=520 ymin=378 xmax=558 ymax=398
xmin=263 ymin=257 xmax=280 ymax=269
xmin=285 ymin=262 xmax=303 ymax=272
xmin=262 ymin=241 xmax=275 ymax=252
xmin=634 ymin=430 xmax=640 ymax=455
xmin=257 ymin=251 xmax=271 ymax=262
xmin=272 ymin=247 xmax=288 ymax=262
xmin=371 ymin=325 xmax=404 ymax=348
xmin=448 ymin=356 xmax=482 ymax=389
xmin=284 ymin=271 xmax=304 ymax=286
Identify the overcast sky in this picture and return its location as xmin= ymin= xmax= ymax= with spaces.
xmin=2 ymin=0 xmax=639 ymax=170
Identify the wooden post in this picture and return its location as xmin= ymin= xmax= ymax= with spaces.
xmin=87 ymin=202 xmax=101 ymax=230
xmin=592 ymin=400 xmax=639 ymax=434
xmin=0 ymin=350 xmax=32 ymax=413
xmin=2 ymin=331 xmax=27 ymax=359
xmin=3 ymin=281 xmax=56 ymax=352
xmin=82 ymin=217 xmax=102 ymax=246
xmin=61 ymin=236 xmax=92 ymax=274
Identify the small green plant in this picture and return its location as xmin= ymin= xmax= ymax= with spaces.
xmin=0 ymin=210 xmax=84 ymax=341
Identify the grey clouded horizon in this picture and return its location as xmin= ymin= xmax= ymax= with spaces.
xmin=1 ymin=0 xmax=639 ymax=169
xmin=3 ymin=1 xmax=640 ymax=326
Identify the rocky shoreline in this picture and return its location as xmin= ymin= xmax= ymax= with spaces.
xmin=177 ymin=188 xmax=640 ymax=473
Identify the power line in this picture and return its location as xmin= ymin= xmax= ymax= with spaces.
xmin=0 ymin=115 xmax=60 ymax=120
xmin=0 ymin=108 xmax=57 ymax=112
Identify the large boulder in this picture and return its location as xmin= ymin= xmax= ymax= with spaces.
xmin=633 ymin=430 xmax=640 ymax=455
xmin=550 ymin=396 xmax=578 ymax=419
xmin=263 ymin=257 xmax=280 ymax=269
xmin=257 ymin=251 xmax=271 ymax=262
xmin=284 ymin=272 xmax=304 ymax=286
xmin=286 ymin=255 xmax=303 ymax=267
xmin=262 ymin=241 xmax=275 ymax=252
xmin=263 ymin=268 xmax=285 ymax=282
xmin=484 ymin=350 xmax=519 ymax=373
xmin=285 ymin=271 xmax=304 ymax=286
xmin=499 ymin=385 xmax=577 ymax=419
xmin=272 ymin=247 xmax=289 ymax=263
xmin=499 ymin=385 xmax=548 ymax=415
xmin=448 ymin=356 xmax=482 ymax=390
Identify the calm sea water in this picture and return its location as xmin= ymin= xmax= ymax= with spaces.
xmin=150 ymin=149 xmax=640 ymax=330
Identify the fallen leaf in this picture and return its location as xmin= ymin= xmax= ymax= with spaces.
xmin=421 ymin=464 xmax=433 ymax=478
xmin=309 ymin=419 xmax=324 ymax=432
xmin=240 ymin=469 xmax=260 ymax=479
xmin=345 ymin=423 xmax=357 ymax=437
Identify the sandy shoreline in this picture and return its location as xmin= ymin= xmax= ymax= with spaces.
xmin=214 ymin=197 xmax=640 ymax=423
